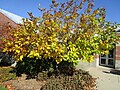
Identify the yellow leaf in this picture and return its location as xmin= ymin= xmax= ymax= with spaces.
xmin=56 ymin=59 xmax=62 ymax=64
xmin=8 ymin=42 xmax=11 ymax=45
xmin=46 ymin=46 xmax=50 ymax=49
xmin=25 ymin=41 xmax=29 ymax=44
xmin=15 ymin=44 xmax=19 ymax=48
xmin=52 ymin=28 xmax=54 ymax=31
xmin=3 ymin=48 xmax=7 ymax=52
xmin=19 ymin=38 xmax=24 ymax=41
xmin=27 ymin=36 xmax=30 ymax=40
xmin=104 ymin=51 xmax=109 ymax=54
xmin=20 ymin=55 xmax=23 ymax=60
xmin=16 ymin=50 xmax=20 ymax=53
xmin=48 ymin=27 xmax=51 ymax=30
xmin=32 ymin=42 xmax=35 ymax=45
xmin=34 ymin=53 xmax=39 ymax=57
xmin=36 ymin=43 xmax=39 ymax=46
xmin=89 ymin=56 xmax=94 ymax=62
xmin=14 ymin=34 xmax=17 ymax=36
xmin=44 ymin=21 xmax=50 ymax=25
xmin=29 ymin=51 xmax=35 ymax=55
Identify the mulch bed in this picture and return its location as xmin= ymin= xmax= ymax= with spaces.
xmin=3 ymin=74 xmax=45 ymax=90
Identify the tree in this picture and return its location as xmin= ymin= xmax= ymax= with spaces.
xmin=2 ymin=0 xmax=120 ymax=66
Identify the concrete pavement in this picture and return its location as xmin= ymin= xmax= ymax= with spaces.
xmin=87 ymin=66 xmax=120 ymax=90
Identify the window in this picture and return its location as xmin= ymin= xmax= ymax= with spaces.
xmin=100 ymin=49 xmax=115 ymax=67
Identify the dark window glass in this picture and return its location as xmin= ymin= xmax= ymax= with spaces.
xmin=108 ymin=59 xmax=114 ymax=65
xmin=101 ymin=59 xmax=106 ymax=64
xmin=108 ymin=50 xmax=113 ymax=58
xmin=101 ymin=54 xmax=106 ymax=58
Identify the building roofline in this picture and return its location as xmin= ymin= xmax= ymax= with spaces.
xmin=0 ymin=8 xmax=23 ymax=24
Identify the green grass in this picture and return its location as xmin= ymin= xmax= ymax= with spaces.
xmin=0 ymin=85 xmax=7 ymax=90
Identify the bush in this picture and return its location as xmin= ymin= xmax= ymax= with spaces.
xmin=15 ymin=57 xmax=57 ymax=78
xmin=2 ymin=0 xmax=119 ymax=68
xmin=40 ymin=69 xmax=96 ymax=90
xmin=16 ymin=57 xmax=75 ymax=78
xmin=0 ymin=52 xmax=15 ymax=66
xmin=58 ymin=61 xmax=75 ymax=76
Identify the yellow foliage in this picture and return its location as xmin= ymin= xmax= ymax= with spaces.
xmin=3 ymin=48 xmax=7 ymax=52
xmin=27 ymin=36 xmax=30 ymax=40
xmin=28 ymin=50 xmax=41 ymax=59
xmin=24 ymin=41 xmax=29 ymax=44
xmin=44 ymin=21 xmax=50 ymax=25
xmin=2 ymin=0 xmax=118 ymax=67
xmin=36 ymin=43 xmax=39 ymax=46
xmin=15 ymin=50 xmax=20 ymax=54
xmin=15 ymin=44 xmax=19 ymax=48
xmin=20 ymin=55 xmax=23 ymax=61
xmin=89 ymin=56 xmax=94 ymax=62
xmin=56 ymin=58 xmax=62 ymax=64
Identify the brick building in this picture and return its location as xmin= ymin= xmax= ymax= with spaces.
xmin=0 ymin=8 xmax=22 ymax=66
xmin=0 ymin=8 xmax=22 ymax=27
xmin=93 ymin=30 xmax=120 ymax=69
xmin=78 ymin=31 xmax=120 ymax=69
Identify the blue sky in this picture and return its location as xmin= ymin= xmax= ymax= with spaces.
xmin=0 ymin=0 xmax=120 ymax=23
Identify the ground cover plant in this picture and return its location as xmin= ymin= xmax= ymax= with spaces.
xmin=40 ymin=69 xmax=96 ymax=90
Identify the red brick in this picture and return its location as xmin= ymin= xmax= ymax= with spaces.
xmin=116 ymin=46 xmax=120 ymax=50
xmin=0 ymin=13 xmax=17 ymax=27
xmin=116 ymin=51 xmax=120 ymax=55
xmin=116 ymin=57 xmax=120 ymax=60
xmin=116 ymin=33 xmax=120 ymax=36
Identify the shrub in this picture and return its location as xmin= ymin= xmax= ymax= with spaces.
xmin=37 ymin=61 xmax=75 ymax=80
xmin=0 ymin=52 xmax=15 ymax=66
xmin=15 ymin=57 xmax=57 ymax=78
xmin=1 ymin=0 xmax=120 ymax=79
xmin=40 ymin=69 xmax=96 ymax=90
xmin=2 ymin=0 xmax=119 ymax=66
xmin=57 ymin=61 xmax=75 ymax=76
xmin=16 ymin=57 xmax=76 ymax=78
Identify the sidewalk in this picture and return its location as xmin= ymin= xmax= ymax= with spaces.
xmin=87 ymin=66 xmax=120 ymax=90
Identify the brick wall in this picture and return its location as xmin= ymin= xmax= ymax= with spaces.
xmin=115 ymin=33 xmax=120 ymax=60
xmin=116 ymin=33 xmax=120 ymax=36
xmin=0 ymin=12 xmax=17 ymax=27
xmin=115 ymin=33 xmax=120 ymax=68
xmin=115 ymin=46 xmax=120 ymax=60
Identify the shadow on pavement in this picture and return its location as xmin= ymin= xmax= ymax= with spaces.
xmin=102 ymin=69 xmax=120 ymax=75
xmin=110 ymin=69 xmax=120 ymax=75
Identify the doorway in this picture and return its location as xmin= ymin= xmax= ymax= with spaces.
xmin=99 ymin=50 xmax=115 ymax=68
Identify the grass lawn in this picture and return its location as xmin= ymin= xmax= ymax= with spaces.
xmin=0 ymin=67 xmax=16 ymax=82
xmin=0 ymin=85 xmax=7 ymax=90
xmin=0 ymin=66 xmax=16 ymax=90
